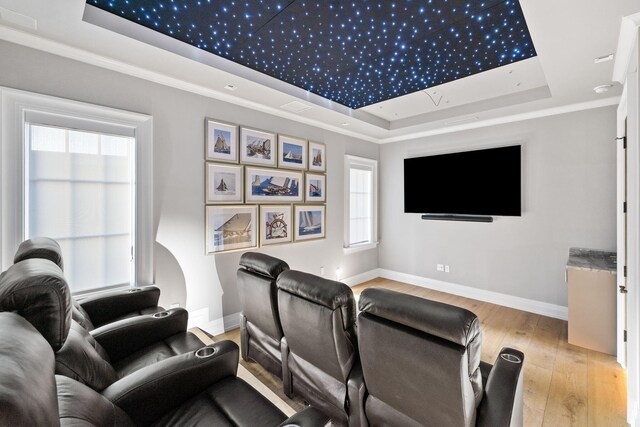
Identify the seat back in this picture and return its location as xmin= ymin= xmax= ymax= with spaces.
xmin=358 ymin=288 xmax=483 ymax=427
xmin=237 ymin=252 xmax=289 ymax=376
xmin=277 ymin=270 xmax=357 ymax=421
xmin=0 ymin=259 xmax=117 ymax=392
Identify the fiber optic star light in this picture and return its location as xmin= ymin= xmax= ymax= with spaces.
xmin=87 ymin=0 xmax=537 ymax=109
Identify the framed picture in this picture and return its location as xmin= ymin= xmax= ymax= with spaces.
xmin=245 ymin=166 xmax=303 ymax=203
xmin=205 ymin=205 xmax=258 ymax=254
xmin=259 ymin=205 xmax=293 ymax=246
xmin=205 ymin=163 xmax=243 ymax=204
xmin=294 ymin=205 xmax=326 ymax=242
xmin=305 ymin=173 xmax=326 ymax=203
xmin=278 ymin=135 xmax=307 ymax=170
xmin=206 ymin=118 xmax=238 ymax=163
xmin=308 ymin=141 xmax=326 ymax=172
xmin=240 ymin=127 xmax=277 ymax=166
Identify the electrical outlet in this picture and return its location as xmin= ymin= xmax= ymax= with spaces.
xmin=444 ymin=265 xmax=450 ymax=273
xmin=437 ymin=264 xmax=444 ymax=272
xmin=320 ymin=266 xmax=325 ymax=276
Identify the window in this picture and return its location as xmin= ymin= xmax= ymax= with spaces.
xmin=1 ymin=87 xmax=153 ymax=294
xmin=25 ymin=123 xmax=134 ymax=292
xmin=344 ymin=155 xmax=378 ymax=252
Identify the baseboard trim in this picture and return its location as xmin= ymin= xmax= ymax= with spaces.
xmin=223 ymin=311 xmax=241 ymax=332
xmin=198 ymin=318 xmax=225 ymax=336
xmin=346 ymin=268 xmax=568 ymax=320
xmin=342 ymin=268 xmax=382 ymax=287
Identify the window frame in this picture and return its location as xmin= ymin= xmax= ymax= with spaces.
xmin=343 ymin=154 xmax=378 ymax=254
xmin=1 ymin=87 xmax=153 ymax=293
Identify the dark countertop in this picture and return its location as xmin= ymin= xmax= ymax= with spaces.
xmin=566 ymin=247 xmax=617 ymax=274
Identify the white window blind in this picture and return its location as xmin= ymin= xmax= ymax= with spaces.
xmin=25 ymin=122 xmax=134 ymax=293
xmin=345 ymin=155 xmax=378 ymax=250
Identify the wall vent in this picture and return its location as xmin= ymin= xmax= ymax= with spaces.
xmin=280 ymin=101 xmax=312 ymax=113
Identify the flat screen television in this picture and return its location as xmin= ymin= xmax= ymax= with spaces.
xmin=404 ymin=145 xmax=521 ymax=216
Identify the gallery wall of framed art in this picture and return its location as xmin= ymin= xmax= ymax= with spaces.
xmin=204 ymin=117 xmax=327 ymax=254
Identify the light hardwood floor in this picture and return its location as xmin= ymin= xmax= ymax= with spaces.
xmin=215 ymin=278 xmax=627 ymax=427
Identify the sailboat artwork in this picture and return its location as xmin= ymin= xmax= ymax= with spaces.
xmin=206 ymin=205 xmax=257 ymax=254
xmin=207 ymin=163 xmax=242 ymax=204
xmin=308 ymin=180 xmax=322 ymax=197
xmin=246 ymin=168 xmax=303 ymax=203
xmin=206 ymin=119 xmax=237 ymax=162
xmin=213 ymin=130 xmax=231 ymax=154
xmin=213 ymin=172 xmax=236 ymax=196
xmin=282 ymin=142 xmax=303 ymax=164
xmin=312 ymin=149 xmax=322 ymax=167
xmin=245 ymin=136 xmax=271 ymax=159
xmin=308 ymin=141 xmax=326 ymax=172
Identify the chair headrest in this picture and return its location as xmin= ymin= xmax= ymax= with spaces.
xmin=239 ymin=252 xmax=289 ymax=279
xmin=277 ymin=270 xmax=354 ymax=310
xmin=0 ymin=312 xmax=58 ymax=426
xmin=0 ymin=258 xmax=71 ymax=351
xmin=14 ymin=237 xmax=64 ymax=270
xmin=358 ymin=287 xmax=480 ymax=347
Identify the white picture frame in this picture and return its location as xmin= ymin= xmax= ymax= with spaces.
xmin=305 ymin=173 xmax=326 ymax=203
xmin=205 ymin=205 xmax=258 ymax=254
xmin=205 ymin=163 xmax=243 ymax=204
xmin=294 ymin=205 xmax=326 ymax=241
xmin=308 ymin=141 xmax=326 ymax=172
xmin=206 ymin=118 xmax=238 ymax=163
xmin=245 ymin=166 xmax=304 ymax=203
xmin=259 ymin=205 xmax=293 ymax=246
xmin=278 ymin=134 xmax=307 ymax=170
xmin=240 ymin=127 xmax=277 ymax=167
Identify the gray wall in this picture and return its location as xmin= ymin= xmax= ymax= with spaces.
xmin=0 ymin=40 xmax=379 ymax=324
xmin=379 ymin=107 xmax=617 ymax=307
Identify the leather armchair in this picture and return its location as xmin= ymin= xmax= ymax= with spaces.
xmin=13 ymin=237 xmax=163 ymax=329
xmin=0 ymin=259 xmax=204 ymax=392
xmin=237 ymin=252 xmax=290 ymax=378
xmin=0 ymin=310 xmax=331 ymax=427
xmin=357 ymin=287 xmax=524 ymax=427
xmin=277 ymin=270 xmax=363 ymax=427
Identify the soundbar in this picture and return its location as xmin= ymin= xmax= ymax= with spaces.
xmin=421 ymin=214 xmax=493 ymax=223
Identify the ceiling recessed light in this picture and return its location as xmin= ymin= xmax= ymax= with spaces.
xmin=594 ymin=54 xmax=614 ymax=64
xmin=593 ymin=84 xmax=613 ymax=94
xmin=224 ymin=84 xmax=238 ymax=91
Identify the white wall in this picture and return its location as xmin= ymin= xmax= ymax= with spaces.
xmin=379 ymin=107 xmax=617 ymax=308
xmin=0 ymin=40 xmax=379 ymax=330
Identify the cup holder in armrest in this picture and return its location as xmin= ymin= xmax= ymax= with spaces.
xmin=195 ymin=346 xmax=217 ymax=358
xmin=500 ymin=353 xmax=522 ymax=364
xmin=152 ymin=311 xmax=170 ymax=318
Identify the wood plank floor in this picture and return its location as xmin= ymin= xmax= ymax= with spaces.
xmin=215 ymin=277 xmax=627 ymax=426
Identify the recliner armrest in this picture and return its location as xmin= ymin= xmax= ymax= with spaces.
xmin=476 ymin=347 xmax=525 ymax=427
xmin=102 ymin=340 xmax=239 ymax=426
xmin=347 ymin=361 xmax=366 ymax=427
xmin=77 ymin=286 xmax=161 ymax=327
xmin=91 ymin=308 xmax=190 ymax=362
xmin=278 ymin=407 xmax=331 ymax=427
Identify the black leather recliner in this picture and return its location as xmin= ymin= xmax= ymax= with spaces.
xmin=13 ymin=237 xmax=164 ymax=330
xmin=277 ymin=270 xmax=364 ymax=427
xmin=0 ymin=310 xmax=330 ymax=426
xmin=237 ymin=252 xmax=290 ymax=378
xmin=357 ymin=287 xmax=524 ymax=427
xmin=0 ymin=258 xmax=204 ymax=392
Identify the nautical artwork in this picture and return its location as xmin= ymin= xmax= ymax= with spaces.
xmin=206 ymin=119 xmax=238 ymax=163
xmin=308 ymin=141 xmax=326 ymax=172
xmin=206 ymin=205 xmax=258 ymax=253
xmin=278 ymin=135 xmax=307 ymax=170
xmin=240 ymin=127 xmax=277 ymax=166
xmin=305 ymin=173 xmax=326 ymax=202
xmin=294 ymin=205 xmax=325 ymax=241
xmin=245 ymin=167 xmax=303 ymax=203
xmin=260 ymin=205 xmax=292 ymax=246
xmin=206 ymin=163 xmax=243 ymax=203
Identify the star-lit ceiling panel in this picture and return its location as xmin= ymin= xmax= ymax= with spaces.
xmin=87 ymin=0 xmax=536 ymax=109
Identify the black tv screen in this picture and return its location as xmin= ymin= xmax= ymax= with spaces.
xmin=404 ymin=145 xmax=521 ymax=216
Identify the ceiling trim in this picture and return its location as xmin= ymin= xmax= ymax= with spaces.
xmin=378 ymin=96 xmax=620 ymax=144
xmin=0 ymin=23 xmax=621 ymax=145
xmin=613 ymin=12 xmax=640 ymax=84
xmin=0 ymin=23 xmax=381 ymax=144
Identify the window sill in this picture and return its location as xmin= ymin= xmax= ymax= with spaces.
xmin=343 ymin=241 xmax=379 ymax=255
